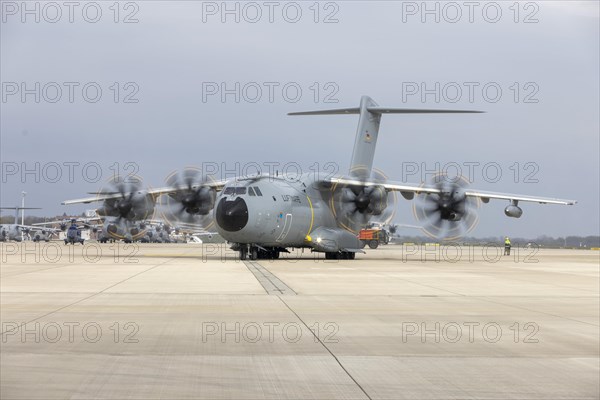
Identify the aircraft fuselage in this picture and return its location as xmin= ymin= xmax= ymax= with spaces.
xmin=214 ymin=173 xmax=339 ymax=248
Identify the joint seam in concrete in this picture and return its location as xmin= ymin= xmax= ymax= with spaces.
xmin=277 ymin=295 xmax=372 ymax=400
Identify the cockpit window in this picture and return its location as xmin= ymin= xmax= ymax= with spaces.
xmin=254 ymin=187 xmax=263 ymax=196
xmin=223 ymin=187 xmax=248 ymax=195
xmin=248 ymin=187 xmax=256 ymax=196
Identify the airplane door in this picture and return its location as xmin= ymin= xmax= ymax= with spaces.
xmin=276 ymin=214 xmax=293 ymax=242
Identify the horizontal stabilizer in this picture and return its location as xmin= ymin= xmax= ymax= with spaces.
xmin=288 ymin=108 xmax=360 ymax=115
xmin=367 ymin=107 xmax=484 ymax=114
xmin=288 ymin=107 xmax=483 ymax=115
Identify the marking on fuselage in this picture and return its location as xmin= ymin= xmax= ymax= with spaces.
xmin=243 ymin=260 xmax=296 ymax=295
xmin=276 ymin=213 xmax=292 ymax=242
xmin=306 ymin=195 xmax=314 ymax=236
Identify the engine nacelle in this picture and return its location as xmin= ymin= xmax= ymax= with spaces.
xmin=95 ymin=206 xmax=113 ymax=217
xmin=446 ymin=212 xmax=462 ymax=222
xmin=366 ymin=185 xmax=388 ymax=216
xmin=107 ymin=224 xmax=119 ymax=235
xmin=504 ymin=205 xmax=523 ymax=218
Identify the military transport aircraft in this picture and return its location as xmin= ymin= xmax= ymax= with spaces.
xmin=0 ymin=207 xmax=60 ymax=242
xmin=63 ymin=96 xmax=576 ymax=260
xmin=93 ymin=218 xmax=140 ymax=243
xmin=137 ymin=221 xmax=173 ymax=243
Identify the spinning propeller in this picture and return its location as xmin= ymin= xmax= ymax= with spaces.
xmin=331 ymin=168 xmax=397 ymax=232
xmin=94 ymin=175 xmax=154 ymax=241
xmin=95 ymin=175 xmax=152 ymax=224
xmin=160 ymin=168 xmax=216 ymax=227
xmin=413 ymin=174 xmax=479 ymax=240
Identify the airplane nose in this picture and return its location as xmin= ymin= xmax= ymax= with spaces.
xmin=216 ymin=197 xmax=248 ymax=232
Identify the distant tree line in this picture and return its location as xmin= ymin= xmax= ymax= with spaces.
xmin=394 ymin=234 xmax=600 ymax=248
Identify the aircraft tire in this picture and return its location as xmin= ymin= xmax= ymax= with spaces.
xmin=250 ymin=247 xmax=258 ymax=260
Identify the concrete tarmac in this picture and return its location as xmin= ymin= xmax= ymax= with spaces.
xmin=1 ymin=242 xmax=598 ymax=399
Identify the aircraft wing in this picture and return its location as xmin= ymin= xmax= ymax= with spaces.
xmin=32 ymin=217 xmax=103 ymax=226
xmin=168 ymin=221 xmax=216 ymax=235
xmin=186 ymin=231 xmax=217 ymax=236
xmin=62 ymin=180 xmax=228 ymax=205
xmin=18 ymin=225 xmax=61 ymax=233
xmin=325 ymin=177 xmax=577 ymax=205
xmin=394 ymin=224 xmax=423 ymax=229
xmin=33 ymin=221 xmax=64 ymax=226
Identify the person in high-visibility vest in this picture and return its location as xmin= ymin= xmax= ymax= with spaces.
xmin=504 ymin=237 xmax=511 ymax=256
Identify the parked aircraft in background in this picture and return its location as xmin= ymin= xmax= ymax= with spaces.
xmin=0 ymin=207 xmax=60 ymax=242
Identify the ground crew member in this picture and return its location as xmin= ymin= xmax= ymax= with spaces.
xmin=504 ymin=237 xmax=511 ymax=256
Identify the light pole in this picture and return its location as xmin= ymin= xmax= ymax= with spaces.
xmin=21 ymin=191 xmax=26 ymax=241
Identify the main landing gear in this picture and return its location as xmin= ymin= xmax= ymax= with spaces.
xmin=238 ymin=245 xmax=280 ymax=261
xmin=235 ymin=245 xmax=356 ymax=261
xmin=325 ymin=251 xmax=355 ymax=260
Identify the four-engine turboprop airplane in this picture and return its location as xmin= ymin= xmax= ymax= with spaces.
xmin=136 ymin=221 xmax=173 ymax=243
xmin=0 ymin=207 xmax=60 ymax=242
xmin=94 ymin=218 xmax=141 ymax=243
xmin=63 ymin=96 xmax=576 ymax=260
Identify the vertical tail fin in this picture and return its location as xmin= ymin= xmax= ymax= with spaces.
xmin=349 ymin=96 xmax=381 ymax=180
xmin=288 ymin=96 xmax=484 ymax=180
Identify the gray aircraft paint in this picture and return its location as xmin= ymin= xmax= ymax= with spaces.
xmin=0 ymin=207 xmax=47 ymax=242
xmin=61 ymin=96 xmax=575 ymax=255
xmin=350 ymin=96 xmax=381 ymax=180
xmin=215 ymin=173 xmax=339 ymax=248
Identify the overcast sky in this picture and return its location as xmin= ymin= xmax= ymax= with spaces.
xmin=1 ymin=1 xmax=598 ymax=237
